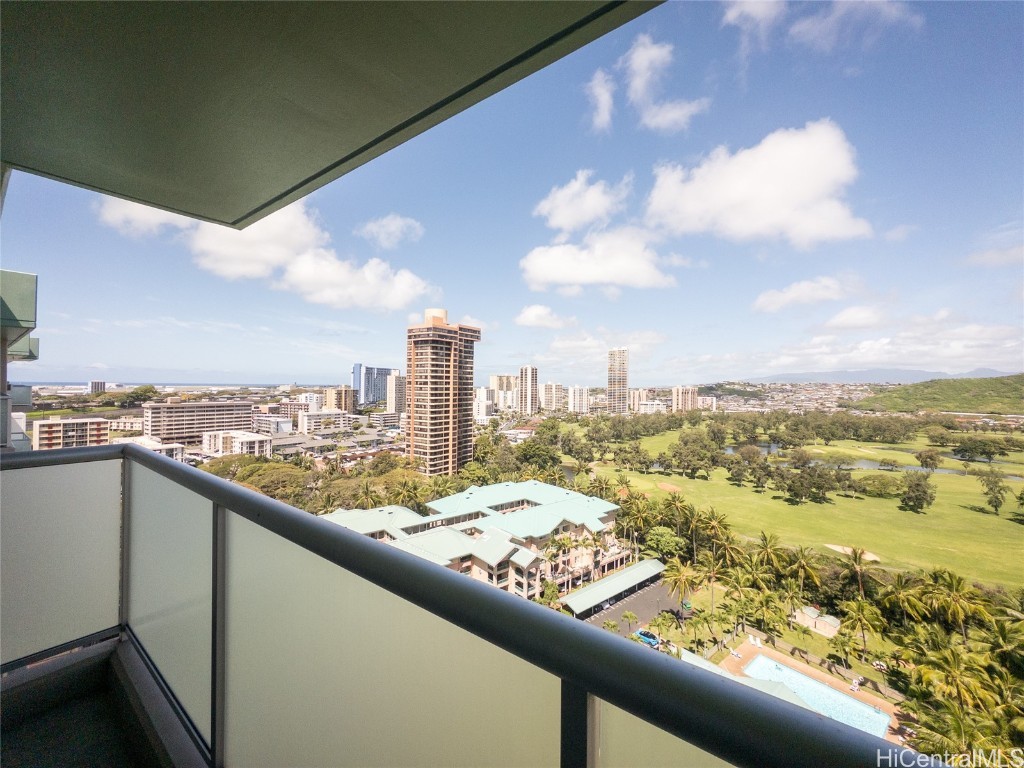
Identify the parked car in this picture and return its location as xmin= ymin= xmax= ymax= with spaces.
xmin=634 ymin=629 xmax=660 ymax=648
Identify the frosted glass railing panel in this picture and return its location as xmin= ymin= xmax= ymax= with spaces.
xmin=127 ymin=463 xmax=212 ymax=744
xmin=224 ymin=514 xmax=560 ymax=768
xmin=1 ymin=461 xmax=122 ymax=664
xmin=594 ymin=697 xmax=734 ymax=768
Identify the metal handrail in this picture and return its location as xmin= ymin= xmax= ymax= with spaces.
xmin=1 ymin=445 xmax=940 ymax=767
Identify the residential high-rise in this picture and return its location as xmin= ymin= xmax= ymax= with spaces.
xmin=324 ymin=385 xmax=357 ymax=413
xmin=142 ymin=399 xmax=254 ymax=444
xmin=518 ymin=366 xmax=539 ymax=415
xmin=628 ymin=388 xmax=650 ymax=413
xmin=352 ymin=363 xmax=397 ymax=405
xmin=406 ymin=309 xmax=481 ymax=476
xmin=672 ymin=386 xmax=699 ymax=413
xmin=386 ymin=373 xmax=407 ymax=414
xmin=541 ymin=382 xmax=565 ymax=412
xmin=489 ymin=374 xmax=517 ymax=392
xmin=607 ymin=348 xmax=628 ymax=415
xmin=566 ymin=385 xmax=590 ymax=415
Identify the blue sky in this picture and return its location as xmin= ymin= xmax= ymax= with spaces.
xmin=3 ymin=1 xmax=1022 ymax=387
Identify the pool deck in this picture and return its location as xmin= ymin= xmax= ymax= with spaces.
xmin=719 ymin=637 xmax=903 ymax=744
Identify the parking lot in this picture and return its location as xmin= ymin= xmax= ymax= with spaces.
xmin=584 ymin=580 xmax=676 ymax=638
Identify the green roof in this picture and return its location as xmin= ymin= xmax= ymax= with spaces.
xmin=561 ymin=560 xmax=665 ymax=615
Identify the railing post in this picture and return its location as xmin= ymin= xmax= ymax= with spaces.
xmin=561 ymin=680 xmax=590 ymax=768
xmin=212 ymin=503 xmax=226 ymax=768
xmin=119 ymin=452 xmax=132 ymax=629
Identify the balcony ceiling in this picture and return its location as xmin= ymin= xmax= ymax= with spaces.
xmin=1 ymin=1 xmax=656 ymax=229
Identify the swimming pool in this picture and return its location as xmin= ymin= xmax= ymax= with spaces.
xmin=743 ymin=654 xmax=891 ymax=738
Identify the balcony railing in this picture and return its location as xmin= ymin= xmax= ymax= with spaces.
xmin=1 ymin=444 xmax=939 ymax=767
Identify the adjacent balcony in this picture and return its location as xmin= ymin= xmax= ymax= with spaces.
xmin=1 ymin=444 xmax=933 ymax=767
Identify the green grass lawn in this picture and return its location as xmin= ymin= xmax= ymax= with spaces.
xmin=594 ymin=461 xmax=1024 ymax=588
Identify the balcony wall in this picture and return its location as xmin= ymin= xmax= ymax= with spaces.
xmin=0 ymin=445 xmax=934 ymax=768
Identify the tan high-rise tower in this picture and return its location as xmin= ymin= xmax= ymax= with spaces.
xmin=406 ymin=309 xmax=481 ymax=476
xmin=607 ymin=347 xmax=628 ymax=415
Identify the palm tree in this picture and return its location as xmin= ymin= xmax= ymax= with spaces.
xmin=620 ymin=610 xmax=639 ymax=633
xmin=754 ymin=531 xmax=786 ymax=577
xmin=840 ymin=547 xmax=881 ymax=599
xmin=776 ymin=577 xmax=803 ymax=629
xmin=695 ymin=550 xmax=725 ymax=617
xmin=838 ymin=598 xmax=885 ymax=661
xmin=750 ymin=591 xmax=785 ymax=638
xmin=661 ymin=492 xmax=688 ymax=536
xmin=700 ymin=508 xmax=731 ymax=563
xmin=721 ymin=569 xmax=757 ymax=634
xmin=828 ymin=629 xmax=857 ymax=668
xmin=877 ymin=571 xmax=925 ymax=627
xmin=663 ymin=557 xmax=702 ymax=610
xmin=737 ymin=550 xmax=775 ymax=593
xmin=786 ymin=545 xmax=821 ymax=601
xmin=389 ymin=478 xmax=424 ymax=511
xmin=353 ymin=479 xmax=383 ymax=510
xmin=914 ymin=645 xmax=995 ymax=710
xmin=912 ymin=699 xmax=999 ymax=755
xmin=589 ymin=474 xmax=614 ymax=502
xmin=602 ymin=619 xmax=619 ymax=633
xmin=974 ymin=618 xmax=1024 ymax=676
xmin=923 ymin=570 xmax=993 ymax=643
xmin=426 ymin=474 xmax=457 ymax=501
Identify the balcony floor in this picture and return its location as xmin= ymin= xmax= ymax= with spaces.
xmin=2 ymin=687 xmax=138 ymax=768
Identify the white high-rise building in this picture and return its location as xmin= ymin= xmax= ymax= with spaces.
xmin=541 ymin=382 xmax=565 ymax=412
xmin=297 ymin=392 xmax=324 ymax=412
xmin=566 ymin=386 xmax=590 ymax=415
xmin=518 ymin=365 xmax=539 ymax=416
xmin=628 ymin=388 xmax=650 ymax=413
xmin=473 ymin=387 xmax=495 ymax=423
xmin=607 ymin=348 xmax=628 ymax=415
xmin=386 ymin=372 xmax=407 ymax=414
xmin=671 ymin=386 xmax=699 ymax=413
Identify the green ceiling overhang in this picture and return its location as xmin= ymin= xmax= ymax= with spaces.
xmin=1 ymin=1 xmax=658 ymax=229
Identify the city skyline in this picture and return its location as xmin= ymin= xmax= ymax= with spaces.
xmin=2 ymin=3 xmax=1021 ymax=387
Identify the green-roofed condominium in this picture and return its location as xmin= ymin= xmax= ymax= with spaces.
xmin=325 ymin=480 xmax=632 ymax=599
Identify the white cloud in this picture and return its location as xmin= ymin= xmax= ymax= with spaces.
xmin=515 ymin=305 xmax=575 ymax=329
xmin=533 ymin=170 xmax=632 ymax=237
xmin=618 ymin=34 xmax=710 ymax=133
xmin=883 ymin=224 xmax=915 ymax=242
xmin=789 ymin=2 xmax=923 ymax=53
xmin=663 ymin=253 xmax=709 ymax=269
xmin=460 ymin=315 xmax=488 ymax=330
xmin=722 ymin=1 xmax=787 ymax=65
xmin=586 ymin=69 xmax=616 ymax=132
xmin=98 ymin=196 xmax=433 ymax=311
xmin=753 ymin=276 xmax=845 ymax=312
xmin=354 ymin=213 xmax=424 ymax=250
xmin=273 ymin=251 xmax=432 ymax=312
xmin=97 ymin=197 xmax=193 ymax=236
xmin=190 ymin=202 xmax=330 ymax=279
xmin=762 ymin=321 xmax=1021 ymax=374
xmin=967 ymin=244 xmax=1023 ymax=267
xmin=646 ymin=119 xmax=872 ymax=248
xmin=824 ymin=305 xmax=885 ymax=329
xmin=520 ymin=226 xmax=675 ymax=292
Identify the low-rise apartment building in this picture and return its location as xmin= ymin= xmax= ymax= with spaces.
xmin=32 ymin=416 xmax=109 ymax=451
xmin=201 ymin=430 xmax=272 ymax=458
xmin=143 ymin=399 xmax=254 ymax=444
xmin=107 ymin=416 xmax=144 ymax=432
xmin=112 ymin=435 xmax=186 ymax=462
xmin=324 ymin=481 xmax=631 ymax=599
xmin=252 ymin=414 xmax=294 ymax=435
